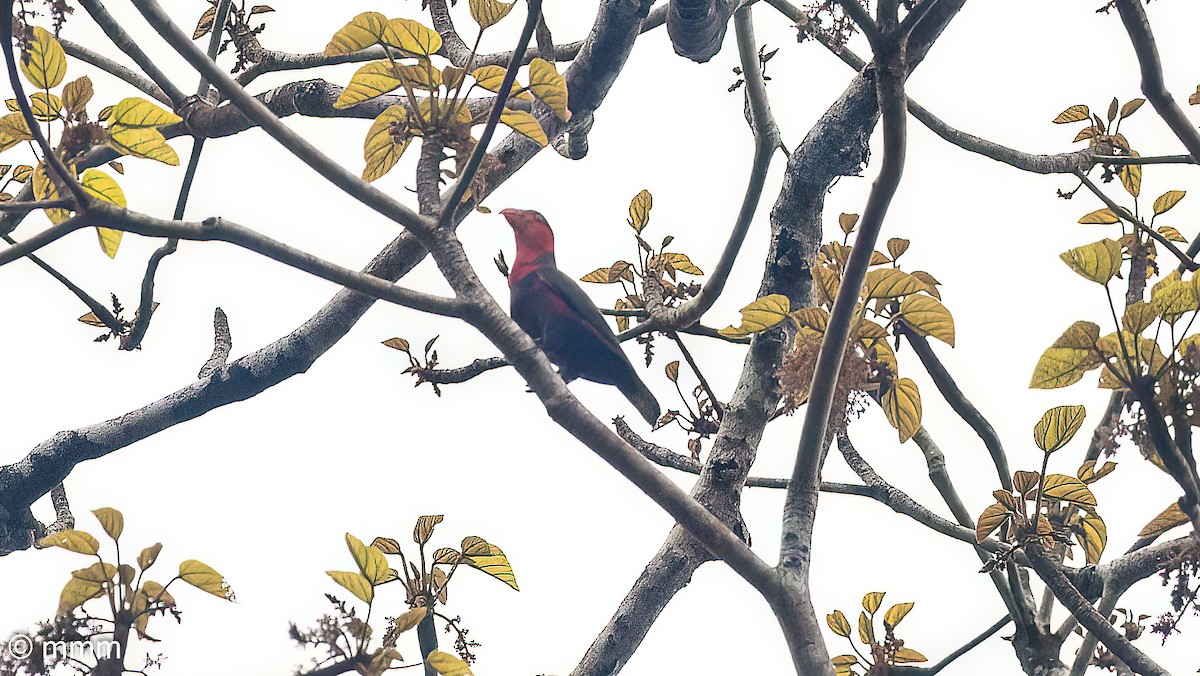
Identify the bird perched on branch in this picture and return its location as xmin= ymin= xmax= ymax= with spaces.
xmin=500 ymin=208 xmax=661 ymax=425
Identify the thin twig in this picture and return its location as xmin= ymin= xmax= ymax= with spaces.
xmin=77 ymin=0 xmax=187 ymax=106
xmin=60 ymin=39 xmax=170 ymax=105
xmin=1074 ymin=170 xmax=1197 ymax=271
xmin=2 ymin=233 xmax=121 ymax=332
xmin=438 ymin=0 xmax=543 ymax=227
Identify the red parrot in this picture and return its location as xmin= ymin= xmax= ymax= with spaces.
xmin=500 ymin=208 xmax=661 ymax=425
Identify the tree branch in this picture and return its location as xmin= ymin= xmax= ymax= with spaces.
xmin=77 ymin=0 xmax=187 ymax=106
xmin=1114 ymin=0 xmax=1200 ymax=164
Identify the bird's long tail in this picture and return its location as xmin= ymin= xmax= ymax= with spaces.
xmin=619 ymin=375 xmax=661 ymax=425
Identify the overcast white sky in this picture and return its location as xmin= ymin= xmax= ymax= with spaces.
xmin=3 ymin=1 xmax=1200 ymax=674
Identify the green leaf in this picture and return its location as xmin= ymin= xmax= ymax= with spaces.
xmin=1033 ymin=405 xmax=1086 ymax=453
xmin=719 ymin=294 xmax=790 ymax=338
xmin=21 ymin=26 xmax=67 ymax=89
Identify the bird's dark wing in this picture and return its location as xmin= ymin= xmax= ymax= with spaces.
xmin=530 ymin=266 xmax=623 ymax=350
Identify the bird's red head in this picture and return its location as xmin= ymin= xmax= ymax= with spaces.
xmin=501 ymin=208 xmax=556 ymax=277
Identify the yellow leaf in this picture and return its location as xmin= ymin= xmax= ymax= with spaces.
xmin=628 ymin=189 xmax=652 ymax=233
xmin=81 ymin=168 xmax=127 ymax=257
xmin=11 ymin=164 xmax=32 ymax=182
xmin=32 ymin=162 xmax=70 ymax=224
xmin=38 ymin=529 xmax=99 ymax=555
xmin=469 ymin=0 xmax=515 ymax=29
xmin=29 ymin=92 xmax=62 ymax=121
xmin=327 ymin=570 xmax=373 ymax=603
xmin=893 ymin=647 xmax=928 ymax=664
xmin=62 ymin=76 xmax=93 ymax=114
xmin=392 ymin=607 xmax=428 ymax=635
xmin=91 ymin=507 xmax=124 ymax=541
xmin=335 ymin=61 xmax=404 ymax=109
xmin=1137 ymin=502 xmax=1188 ymax=538
xmin=1120 ymin=98 xmax=1145 ymax=119
xmin=813 ymin=265 xmax=840 ymax=306
xmin=1041 ymin=474 xmax=1097 ymax=506
xmin=500 ymin=108 xmax=547 ymax=146
xmin=1157 ymin=225 xmax=1187 ymax=243
xmin=1059 ymin=239 xmax=1122 ymax=285
xmin=792 ymin=307 xmax=830 ymax=333
xmin=21 ymin=26 xmax=67 ymax=89
xmin=899 ymin=294 xmax=954 ymax=347
xmin=719 ymin=294 xmax=790 ymax=338
xmin=528 ymin=58 xmax=571 ymax=122
xmin=883 ymin=602 xmax=914 ymax=628
xmin=1076 ymin=513 xmax=1106 ymax=565
xmin=861 ymin=591 xmax=885 ymax=614
xmin=1153 ymin=190 xmax=1186 ymax=215
xmin=882 ymin=378 xmax=921 ymax=442
xmin=1151 ymin=271 xmax=1199 ymax=323
xmin=857 ymin=611 xmax=874 ymax=644
xmin=138 ymin=543 xmax=162 ymax=570
xmin=658 ymin=252 xmax=704 ymax=275
xmin=826 ymin=610 xmax=852 ymax=637
xmin=862 ymin=268 xmax=927 ymax=299
xmin=346 ymin=533 xmax=392 ymax=585
xmin=976 ymin=502 xmax=1011 ymax=542
xmin=838 ymin=213 xmax=859 ymax=234
xmin=1122 ymin=302 xmax=1156 ymax=335
xmin=461 ymin=536 xmax=519 ymax=590
xmin=427 ymin=650 xmax=474 ymax=676
xmin=1052 ymin=104 xmax=1090 ymax=124
xmin=1033 ymin=405 xmax=1086 ymax=453
xmin=325 ymin=12 xmax=388 ymax=56
xmin=362 ymin=105 xmax=411 ymax=182
xmin=470 ymin=65 xmax=532 ymax=101
xmin=831 ymin=655 xmax=858 ymax=667
xmin=1121 ymin=152 xmax=1142 ymax=197
xmin=886 ymin=237 xmax=910 ymax=260
xmin=72 ymin=562 xmax=118 ymax=584
xmin=108 ymin=97 xmax=182 ymax=129
xmin=383 ymin=18 xmax=442 ymax=56
xmin=868 ymin=250 xmax=891 ymax=266
xmin=414 ymin=515 xmax=444 ymax=545
xmin=57 ymin=576 xmax=103 ymax=617
xmin=1078 ymin=208 xmax=1120 ymax=224
xmin=1078 ymin=460 xmax=1117 ymax=484
xmin=179 ymin=559 xmax=235 ymax=600
xmin=108 ymin=126 xmax=180 ymax=165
